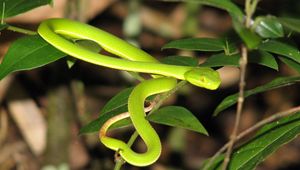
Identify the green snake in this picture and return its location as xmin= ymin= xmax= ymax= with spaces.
xmin=37 ymin=18 xmax=221 ymax=166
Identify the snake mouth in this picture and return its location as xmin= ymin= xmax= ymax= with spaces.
xmin=203 ymin=83 xmax=220 ymax=90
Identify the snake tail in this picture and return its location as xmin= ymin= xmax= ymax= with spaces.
xmin=100 ymin=77 xmax=177 ymax=166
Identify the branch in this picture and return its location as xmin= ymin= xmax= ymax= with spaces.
xmin=222 ymin=44 xmax=248 ymax=170
xmin=221 ymin=0 xmax=261 ymax=168
xmin=6 ymin=25 xmax=37 ymax=35
xmin=203 ymin=105 xmax=300 ymax=170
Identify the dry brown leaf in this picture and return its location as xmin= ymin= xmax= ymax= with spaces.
xmin=8 ymin=99 xmax=46 ymax=156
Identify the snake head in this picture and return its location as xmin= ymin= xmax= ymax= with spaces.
xmin=184 ymin=67 xmax=221 ymax=90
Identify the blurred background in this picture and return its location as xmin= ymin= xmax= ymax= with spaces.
xmin=0 ymin=0 xmax=300 ymax=170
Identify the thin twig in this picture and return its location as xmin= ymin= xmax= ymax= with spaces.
xmin=203 ymin=105 xmax=300 ymax=170
xmin=114 ymin=161 xmax=124 ymax=170
xmin=221 ymin=0 xmax=261 ymax=168
xmin=1 ymin=2 xmax=5 ymax=24
xmin=222 ymin=44 xmax=248 ymax=170
xmin=0 ymin=109 xmax=8 ymax=147
xmin=6 ymin=26 xmax=37 ymax=35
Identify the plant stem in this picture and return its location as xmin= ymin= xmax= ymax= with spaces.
xmin=0 ymin=109 xmax=8 ymax=147
xmin=203 ymin=105 xmax=300 ymax=170
xmin=113 ymin=131 xmax=139 ymax=169
xmin=113 ymin=80 xmax=187 ymax=170
xmin=6 ymin=25 xmax=37 ymax=35
xmin=221 ymin=0 xmax=261 ymax=168
xmin=114 ymin=161 xmax=124 ymax=170
xmin=222 ymin=44 xmax=248 ymax=170
xmin=127 ymin=131 xmax=139 ymax=147
xmin=1 ymin=2 xmax=5 ymax=24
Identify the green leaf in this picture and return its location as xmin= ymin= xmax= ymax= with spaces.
xmin=161 ymin=55 xmax=198 ymax=66
xmin=279 ymin=56 xmax=300 ymax=74
xmin=258 ymin=40 xmax=300 ymax=64
xmin=162 ymin=0 xmax=244 ymax=22
xmin=200 ymin=53 xmax=240 ymax=67
xmin=80 ymin=105 xmax=209 ymax=135
xmin=165 ymin=0 xmax=253 ymax=50
xmin=278 ymin=17 xmax=300 ymax=33
xmin=164 ymin=0 xmax=247 ymax=50
xmin=0 ymin=23 xmax=8 ymax=31
xmin=67 ymin=40 xmax=102 ymax=68
xmin=235 ymin=23 xmax=261 ymax=49
xmin=162 ymin=38 xmax=226 ymax=52
xmin=75 ymin=39 xmax=102 ymax=53
xmin=214 ymin=76 xmax=300 ymax=115
xmin=0 ymin=35 xmax=66 ymax=80
xmin=254 ymin=17 xmax=284 ymax=38
xmin=101 ymin=87 xmax=133 ymax=114
xmin=148 ymin=106 xmax=208 ymax=135
xmin=201 ymin=154 xmax=224 ymax=170
xmin=224 ymin=39 xmax=238 ymax=55
xmin=109 ymin=117 xmax=132 ymax=130
xmin=79 ymin=87 xmax=133 ymax=134
xmin=204 ymin=112 xmax=300 ymax=170
xmin=0 ymin=0 xmax=52 ymax=19
xmin=229 ymin=113 xmax=300 ymax=170
xmin=66 ymin=57 xmax=77 ymax=69
xmin=199 ymin=51 xmax=278 ymax=70
xmin=248 ymin=50 xmax=278 ymax=70
xmin=79 ymin=104 xmax=129 ymax=135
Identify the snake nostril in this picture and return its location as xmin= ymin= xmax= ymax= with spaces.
xmin=200 ymin=77 xmax=206 ymax=83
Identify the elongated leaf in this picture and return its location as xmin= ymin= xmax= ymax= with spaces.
xmin=79 ymin=119 xmax=99 ymax=135
xmin=258 ymin=40 xmax=300 ymax=64
xmin=79 ymin=104 xmax=128 ymax=135
xmin=148 ymin=106 xmax=208 ymax=135
xmin=224 ymin=39 xmax=238 ymax=55
xmin=166 ymin=0 xmax=259 ymax=50
xmin=161 ymin=55 xmax=198 ymax=66
xmin=201 ymin=154 xmax=224 ymax=170
xmin=79 ymin=84 xmax=160 ymax=134
xmin=200 ymin=53 xmax=240 ymax=67
xmin=109 ymin=117 xmax=132 ymax=130
xmin=67 ymin=40 xmax=102 ymax=68
xmin=80 ymin=104 xmax=209 ymax=135
xmin=278 ymin=17 xmax=300 ymax=33
xmin=162 ymin=38 xmax=226 ymax=52
xmin=164 ymin=0 xmax=247 ymax=50
xmin=248 ymin=51 xmax=278 ymax=70
xmin=75 ymin=39 xmax=102 ymax=53
xmin=0 ymin=23 xmax=8 ymax=31
xmin=162 ymin=0 xmax=244 ymax=21
xmin=203 ymin=112 xmax=300 ymax=170
xmin=254 ymin=17 xmax=284 ymax=38
xmin=234 ymin=23 xmax=261 ymax=49
xmin=113 ymin=105 xmax=209 ymax=133
xmin=0 ymin=35 xmax=66 ymax=80
xmin=214 ymin=76 xmax=300 ymax=115
xmin=199 ymin=51 xmax=278 ymax=70
xmin=279 ymin=56 xmax=300 ymax=74
xmin=101 ymin=87 xmax=133 ymax=114
xmin=0 ymin=0 xmax=52 ymax=18
xmin=79 ymin=88 xmax=133 ymax=134
xmin=66 ymin=57 xmax=77 ymax=69
xmin=229 ymin=112 xmax=300 ymax=170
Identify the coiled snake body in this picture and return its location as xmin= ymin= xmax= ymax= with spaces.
xmin=38 ymin=18 xmax=221 ymax=166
